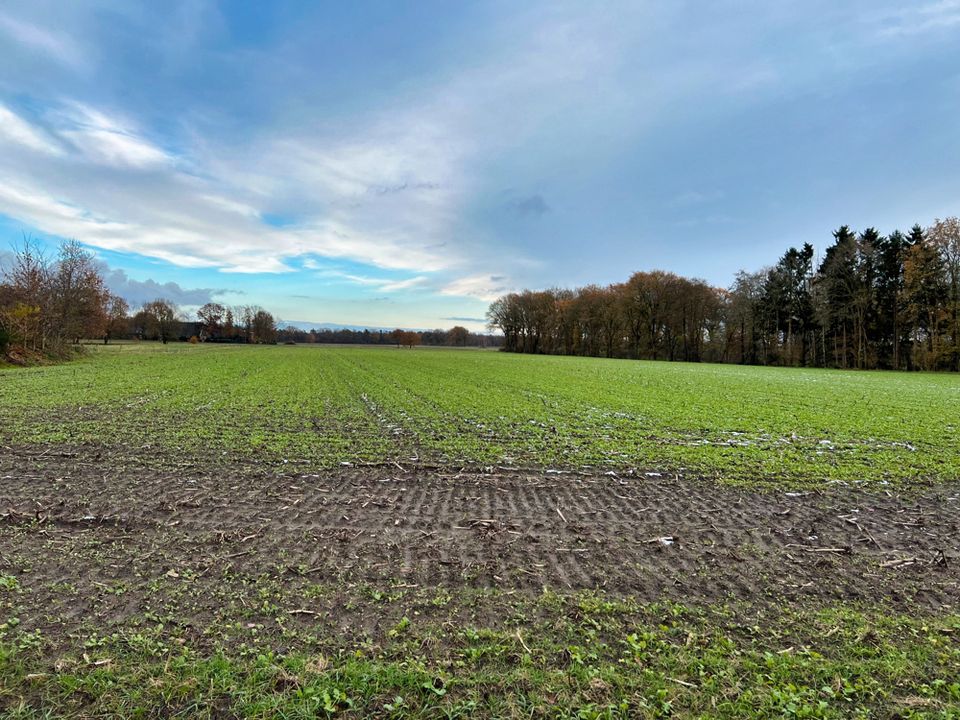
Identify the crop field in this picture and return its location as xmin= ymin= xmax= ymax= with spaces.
xmin=2 ymin=343 xmax=960 ymax=485
xmin=1 ymin=344 xmax=959 ymax=718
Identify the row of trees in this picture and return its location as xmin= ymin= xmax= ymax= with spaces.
xmin=193 ymin=302 xmax=278 ymax=344
xmin=275 ymin=324 xmax=499 ymax=347
xmin=488 ymin=218 xmax=960 ymax=371
xmin=0 ymin=238 xmax=491 ymax=355
xmin=0 ymin=240 xmax=281 ymax=353
xmin=0 ymin=239 xmax=128 ymax=354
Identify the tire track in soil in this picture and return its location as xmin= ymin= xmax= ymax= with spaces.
xmin=1 ymin=454 xmax=958 ymax=644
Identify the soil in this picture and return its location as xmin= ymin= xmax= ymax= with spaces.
xmin=1 ymin=446 xmax=958 ymax=651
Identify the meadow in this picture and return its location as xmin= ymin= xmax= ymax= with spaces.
xmin=1 ymin=345 xmax=959 ymax=718
xmin=2 ymin=343 xmax=959 ymax=485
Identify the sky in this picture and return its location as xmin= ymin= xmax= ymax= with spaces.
xmin=1 ymin=1 xmax=959 ymax=330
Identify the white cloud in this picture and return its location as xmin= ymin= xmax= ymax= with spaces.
xmin=440 ymin=274 xmax=514 ymax=301
xmin=0 ymin=4 xmax=638 ymax=284
xmin=56 ymin=103 xmax=172 ymax=168
xmin=198 ymin=194 xmax=262 ymax=218
xmin=380 ymin=276 xmax=429 ymax=292
xmin=314 ymin=269 xmax=430 ymax=293
xmin=0 ymin=104 xmax=61 ymax=155
xmin=0 ymin=11 xmax=87 ymax=69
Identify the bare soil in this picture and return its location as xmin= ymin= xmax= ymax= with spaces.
xmin=1 ymin=446 xmax=958 ymax=651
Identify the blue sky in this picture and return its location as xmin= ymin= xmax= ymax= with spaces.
xmin=1 ymin=1 xmax=959 ymax=330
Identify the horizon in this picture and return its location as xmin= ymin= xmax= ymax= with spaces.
xmin=2 ymin=2 xmax=959 ymax=332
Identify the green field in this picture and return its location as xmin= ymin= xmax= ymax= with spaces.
xmin=2 ymin=343 xmax=959 ymax=485
xmin=2 ymin=345 xmax=959 ymax=718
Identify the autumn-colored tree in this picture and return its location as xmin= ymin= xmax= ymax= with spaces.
xmin=197 ymin=302 xmax=226 ymax=341
xmin=141 ymin=299 xmax=179 ymax=344
xmin=486 ymin=218 xmax=958 ymax=371
xmin=927 ymin=217 xmax=960 ymax=370
xmin=251 ymin=308 xmax=277 ymax=344
xmin=447 ymin=325 xmax=469 ymax=346
xmin=904 ymin=230 xmax=947 ymax=370
xmin=103 ymin=295 xmax=129 ymax=344
xmin=0 ymin=238 xmax=52 ymax=350
xmin=53 ymin=240 xmax=110 ymax=344
xmin=1 ymin=238 xmax=115 ymax=353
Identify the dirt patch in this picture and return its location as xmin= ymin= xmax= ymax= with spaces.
xmin=0 ymin=447 xmax=958 ymax=651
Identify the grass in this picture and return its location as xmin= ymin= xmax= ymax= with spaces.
xmin=2 ymin=343 xmax=959 ymax=486
xmin=1 ymin=590 xmax=958 ymax=719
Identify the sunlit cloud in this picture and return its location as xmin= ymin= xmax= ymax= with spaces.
xmin=441 ymin=274 xmax=515 ymax=302
xmin=0 ymin=104 xmax=62 ymax=155
xmin=55 ymin=103 xmax=173 ymax=168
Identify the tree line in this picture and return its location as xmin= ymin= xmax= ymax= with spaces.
xmin=0 ymin=240 xmax=280 ymax=357
xmin=275 ymin=325 xmax=499 ymax=348
xmin=0 ymin=239 xmax=128 ymax=356
xmin=487 ymin=218 xmax=960 ymax=371
xmin=0 ymin=238 xmax=497 ymax=359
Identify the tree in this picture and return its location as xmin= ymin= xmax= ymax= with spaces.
xmin=223 ymin=307 xmax=236 ymax=339
xmin=816 ymin=226 xmax=860 ymax=368
xmin=197 ymin=302 xmax=226 ymax=341
xmin=141 ymin=299 xmax=179 ymax=344
xmin=761 ymin=244 xmax=815 ymax=365
xmin=251 ymin=308 xmax=277 ymax=344
xmin=486 ymin=295 xmax=523 ymax=352
xmin=726 ymin=271 xmax=767 ymax=365
xmin=0 ymin=237 xmax=52 ymax=350
xmin=103 ymin=295 xmax=129 ymax=344
xmin=927 ymin=217 xmax=960 ymax=370
xmin=874 ymin=230 xmax=909 ymax=369
xmin=447 ymin=326 xmax=469 ymax=346
xmin=904 ymin=228 xmax=947 ymax=370
xmin=53 ymin=240 xmax=109 ymax=344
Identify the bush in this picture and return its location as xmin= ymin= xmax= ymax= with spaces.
xmin=0 ymin=327 xmax=10 ymax=352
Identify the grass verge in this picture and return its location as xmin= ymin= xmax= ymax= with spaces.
xmin=1 ymin=593 xmax=958 ymax=719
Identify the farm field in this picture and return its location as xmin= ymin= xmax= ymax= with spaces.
xmin=1 ymin=345 xmax=959 ymax=718
xmin=2 ymin=343 xmax=960 ymax=485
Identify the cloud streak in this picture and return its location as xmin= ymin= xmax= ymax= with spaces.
xmin=0 ymin=11 xmax=87 ymax=69
xmin=0 ymin=104 xmax=62 ymax=155
xmin=873 ymin=0 xmax=960 ymax=37
xmin=441 ymin=274 xmax=514 ymax=302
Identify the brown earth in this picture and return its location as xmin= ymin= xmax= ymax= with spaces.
xmin=0 ymin=447 xmax=958 ymax=651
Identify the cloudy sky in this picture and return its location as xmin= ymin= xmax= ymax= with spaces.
xmin=1 ymin=1 xmax=959 ymax=329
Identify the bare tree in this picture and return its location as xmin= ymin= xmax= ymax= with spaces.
xmin=0 ymin=237 xmax=52 ymax=351
xmin=103 ymin=295 xmax=129 ymax=344
xmin=53 ymin=240 xmax=109 ymax=344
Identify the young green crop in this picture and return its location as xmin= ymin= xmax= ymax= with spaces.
xmin=2 ymin=343 xmax=958 ymax=486
xmin=1 ymin=594 xmax=958 ymax=718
